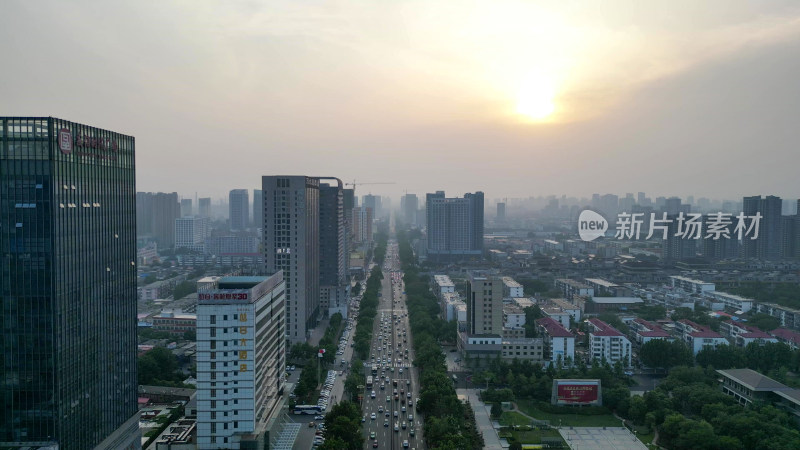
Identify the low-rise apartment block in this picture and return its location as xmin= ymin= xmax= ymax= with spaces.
xmin=676 ymin=319 xmax=729 ymax=354
xmin=501 ymin=276 xmax=524 ymax=298
xmin=720 ymin=320 xmax=778 ymax=347
xmin=542 ymin=306 xmax=571 ymax=329
xmin=771 ymin=328 xmax=800 ymax=350
xmin=584 ymin=278 xmax=630 ymax=297
xmin=669 ymin=275 xmax=716 ymax=294
xmin=536 ymin=317 xmax=575 ymax=365
xmin=630 ymin=318 xmax=672 ymax=344
xmin=755 ymin=303 xmax=800 ymax=330
xmin=432 ymin=274 xmax=456 ymax=299
xmin=503 ymin=303 xmax=526 ymax=328
xmin=555 ymin=278 xmax=594 ymax=299
xmin=587 ymin=318 xmax=632 ymax=367
xmin=501 ymin=338 xmax=544 ymax=362
xmin=153 ymin=310 xmax=197 ymax=335
xmin=703 ymin=291 xmax=754 ymax=313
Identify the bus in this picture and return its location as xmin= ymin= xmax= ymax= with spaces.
xmin=293 ymin=405 xmax=323 ymax=415
xmin=366 ymin=376 xmax=374 ymax=389
xmin=371 ymin=365 xmax=378 ymax=376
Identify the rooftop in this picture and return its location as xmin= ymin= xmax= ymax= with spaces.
xmin=218 ymin=276 xmax=269 ymax=289
xmin=550 ymin=298 xmax=579 ymax=310
xmin=584 ymin=278 xmax=620 ymax=288
xmin=717 ymin=368 xmax=794 ymax=392
xmin=590 ymin=297 xmax=643 ymax=304
xmin=771 ymin=328 xmax=800 ymax=345
xmin=588 ymin=318 xmax=625 ymax=337
xmin=536 ymin=317 xmax=574 ymax=338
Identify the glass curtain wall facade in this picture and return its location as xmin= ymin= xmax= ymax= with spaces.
xmin=0 ymin=117 xmax=139 ymax=448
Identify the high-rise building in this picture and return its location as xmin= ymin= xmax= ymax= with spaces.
xmin=466 ymin=273 xmax=503 ymax=336
xmin=742 ymin=195 xmax=782 ymax=259
xmin=196 ymin=274 xmax=286 ymax=449
xmin=319 ymin=180 xmax=347 ymax=316
xmin=496 ymin=202 xmax=506 ymax=221
xmin=252 ymin=188 xmax=263 ymax=230
xmin=425 ymin=190 xmax=484 ymax=261
xmin=0 ymin=117 xmax=140 ymax=448
xmin=352 ymin=206 xmax=374 ymax=244
xmin=263 ymin=176 xmax=320 ymax=343
xmin=199 ymin=197 xmax=212 ymax=217
xmin=181 ymin=198 xmax=193 ymax=217
xmin=137 ymin=191 xmax=181 ymax=247
xmin=175 ymin=216 xmax=209 ymax=251
xmin=229 ymin=189 xmax=250 ymax=232
xmin=401 ymin=193 xmax=418 ymax=225
xmin=342 ymin=188 xmax=355 ymax=271
xmin=363 ymin=194 xmax=380 ymax=218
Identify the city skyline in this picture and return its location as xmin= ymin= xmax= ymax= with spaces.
xmin=3 ymin=1 xmax=800 ymax=199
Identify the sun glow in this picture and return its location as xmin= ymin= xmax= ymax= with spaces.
xmin=515 ymin=73 xmax=557 ymax=121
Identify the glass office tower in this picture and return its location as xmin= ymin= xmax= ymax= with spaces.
xmin=0 ymin=117 xmax=140 ymax=449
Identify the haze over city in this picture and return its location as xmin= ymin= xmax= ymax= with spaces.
xmin=3 ymin=0 xmax=800 ymax=199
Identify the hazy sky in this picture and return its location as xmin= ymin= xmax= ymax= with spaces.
xmin=3 ymin=0 xmax=800 ymax=202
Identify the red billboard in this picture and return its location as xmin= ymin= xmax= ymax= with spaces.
xmin=553 ymin=380 xmax=601 ymax=405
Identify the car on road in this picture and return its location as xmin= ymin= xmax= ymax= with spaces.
xmin=384 ymin=420 xmax=389 ymax=427
xmin=314 ymin=415 xmax=324 ymax=420
xmin=402 ymin=422 xmax=407 ymax=429
xmin=409 ymin=428 xmax=415 ymax=436
xmin=403 ymin=440 xmax=409 ymax=448
xmin=371 ymin=412 xmax=376 ymax=420
xmin=370 ymin=431 xmax=376 ymax=439
xmin=394 ymin=423 xmax=399 ymax=432
xmin=386 ymin=396 xmax=391 ymax=402
xmin=308 ymin=422 xmax=316 ymax=427
xmin=408 ymin=414 xmax=413 ymax=421
xmin=373 ymin=441 xmax=379 ymax=448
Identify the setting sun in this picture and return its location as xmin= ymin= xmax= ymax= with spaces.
xmin=516 ymin=73 xmax=557 ymax=121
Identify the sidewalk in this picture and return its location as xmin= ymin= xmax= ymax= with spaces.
xmin=308 ymin=317 xmax=330 ymax=347
xmin=457 ymin=388 xmax=504 ymax=449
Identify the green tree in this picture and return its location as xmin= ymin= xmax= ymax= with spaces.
xmin=695 ymin=345 xmax=746 ymax=370
xmin=639 ymin=339 xmax=693 ymax=371
xmin=490 ymin=402 xmax=503 ymax=419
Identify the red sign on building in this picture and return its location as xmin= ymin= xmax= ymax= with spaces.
xmin=553 ymin=380 xmax=601 ymax=405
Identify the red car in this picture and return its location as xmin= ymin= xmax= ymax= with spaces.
xmin=372 ymin=439 xmax=379 ymax=448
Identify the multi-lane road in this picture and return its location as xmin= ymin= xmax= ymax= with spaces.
xmin=361 ymin=240 xmax=425 ymax=450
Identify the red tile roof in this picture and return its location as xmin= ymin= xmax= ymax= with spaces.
xmin=771 ymin=328 xmax=800 ymax=345
xmin=536 ymin=317 xmax=574 ymax=338
xmin=588 ymin=318 xmax=624 ymax=337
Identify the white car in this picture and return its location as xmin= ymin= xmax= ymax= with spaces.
xmin=371 ymin=412 xmax=377 ymax=420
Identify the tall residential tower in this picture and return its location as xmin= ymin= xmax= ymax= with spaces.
xmin=262 ymin=176 xmax=320 ymax=343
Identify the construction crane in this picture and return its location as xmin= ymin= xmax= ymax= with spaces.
xmin=345 ymin=180 xmax=396 ymax=192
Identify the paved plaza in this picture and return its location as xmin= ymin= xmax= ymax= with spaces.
xmin=559 ymin=427 xmax=648 ymax=450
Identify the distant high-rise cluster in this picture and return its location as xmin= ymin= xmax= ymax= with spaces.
xmin=425 ymin=190 xmax=485 ymax=261
xmin=401 ymin=193 xmax=418 ymax=225
xmin=137 ymin=191 xmax=181 ymax=247
xmin=229 ymin=188 xmax=250 ymax=232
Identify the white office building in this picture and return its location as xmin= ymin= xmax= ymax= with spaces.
xmin=175 ymin=216 xmax=209 ymax=252
xmin=196 ymin=274 xmax=286 ymax=449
